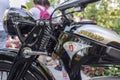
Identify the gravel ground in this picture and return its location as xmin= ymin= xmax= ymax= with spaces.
xmin=47 ymin=66 xmax=90 ymax=80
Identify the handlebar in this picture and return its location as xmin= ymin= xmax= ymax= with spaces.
xmin=18 ymin=20 xmax=60 ymax=27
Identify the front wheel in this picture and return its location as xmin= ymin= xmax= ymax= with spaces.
xmin=0 ymin=60 xmax=44 ymax=80
xmin=0 ymin=49 xmax=54 ymax=80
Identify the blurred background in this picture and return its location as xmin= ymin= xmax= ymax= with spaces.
xmin=9 ymin=0 xmax=120 ymax=34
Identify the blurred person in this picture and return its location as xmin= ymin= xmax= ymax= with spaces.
xmin=29 ymin=0 xmax=55 ymax=64
xmin=43 ymin=0 xmax=63 ymax=67
xmin=0 ymin=0 xmax=10 ymax=48
xmin=29 ymin=0 xmax=45 ymax=20
xmin=40 ymin=0 xmax=63 ymax=67
xmin=38 ymin=0 xmax=58 ymax=64
xmin=29 ymin=0 xmax=46 ymax=63
xmin=43 ymin=0 xmax=55 ymax=17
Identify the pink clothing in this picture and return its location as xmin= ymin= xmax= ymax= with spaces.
xmin=29 ymin=5 xmax=55 ymax=20
xmin=29 ymin=5 xmax=45 ymax=20
xmin=35 ymin=6 xmax=50 ymax=19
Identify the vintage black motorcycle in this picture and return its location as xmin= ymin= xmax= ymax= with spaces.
xmin=0 ymin=0 xmax=120 ymax=80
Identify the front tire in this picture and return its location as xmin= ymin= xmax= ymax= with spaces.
xmin=0 ymin=60 xmax=43 ymax=80
xmin=0 ymin=49 xmax=52 ymax=80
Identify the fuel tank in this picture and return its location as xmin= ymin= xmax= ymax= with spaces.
xmin=55 ymin=20 xmax=120 ymax=66
xmin=74 ymin=24 xmax=120 ymax=45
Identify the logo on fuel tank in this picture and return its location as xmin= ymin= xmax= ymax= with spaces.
xmin=69 ymin=44 xmax=74 ymax=52
xmin=63 ymin=41 xmax=91 ymax=59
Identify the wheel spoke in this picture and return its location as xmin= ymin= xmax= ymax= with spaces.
xmin=0 ymin=71 xmax=3 ymax=80
xmin=0 ymin=71 xmax=9 ymax=80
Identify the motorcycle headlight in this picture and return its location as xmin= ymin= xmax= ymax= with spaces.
xmin=3 ymin=8 xmax=35 ymax=35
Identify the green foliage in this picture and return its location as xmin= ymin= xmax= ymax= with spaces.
xmin=49 ymin=0 xmax=60 ymax=8
xmin=74 ymin=0 xmax=120 ymax=34
xmin=25 ymin=0 xmax=120 ymax=33
xmin=25 ymin=0 xmax=34 ymax=10
xmin=83 ymin=66 xmax=120 ymax=77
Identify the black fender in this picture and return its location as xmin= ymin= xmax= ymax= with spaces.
xmin=0 ymin=48 xmax=55 ymax=80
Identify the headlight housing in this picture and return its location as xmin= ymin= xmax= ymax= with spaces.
xmin=3 ymin=8 xmax=35 ymax=35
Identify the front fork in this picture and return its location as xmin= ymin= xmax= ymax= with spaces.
xmin=7 ymin=20 xmax=48 ymax=80
xmin=7 ymin=48 xmax=38 ymax=80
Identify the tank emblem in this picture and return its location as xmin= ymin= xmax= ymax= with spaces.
xmin=63 ymin=41 xmax=91 ymax=59
xmin=78 ymin=30 xmax=104 ymax=41
xmin=69 ymin=44 xmax=74 ymax=52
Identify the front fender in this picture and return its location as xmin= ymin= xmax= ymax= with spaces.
xmin=0 ymin=48 xmax=55 ymax=80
